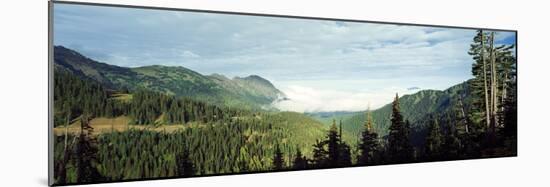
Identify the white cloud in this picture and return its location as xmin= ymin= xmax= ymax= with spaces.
xmin=272 ymin=85 xmax=416 ymax=112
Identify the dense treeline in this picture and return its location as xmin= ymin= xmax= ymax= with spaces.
xmin=53 ymin=72 xmax=324 ymax=183
xmin=54 ymin=115 xmax=320 ymax=183
xmin=125 ymin=90 xmax=231 ymax=125
xmin=53 ymin=71 xmax=109 ymax=126
xmin=54 ymin=71 xmax=243 ymax=127
xmin=264 ymin=119 xmax=353 ymax=170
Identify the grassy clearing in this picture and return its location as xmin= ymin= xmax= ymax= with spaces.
xmin=110 ymin=93 xmax=133 ymax=102
xmin=53 ymin=116 xmax=186 ymax=136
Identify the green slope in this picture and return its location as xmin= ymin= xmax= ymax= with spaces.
xmin=305 ymin=111 xmax=360 ymax=126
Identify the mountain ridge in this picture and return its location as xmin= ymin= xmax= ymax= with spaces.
xmin=339 ymin=80 xmax=472 ymax=147
xmin=54 ymin=46 xmax=285 ymax=109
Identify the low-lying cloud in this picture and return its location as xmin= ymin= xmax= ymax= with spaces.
xmin=272 ymin=85 xmax=415 ymax=113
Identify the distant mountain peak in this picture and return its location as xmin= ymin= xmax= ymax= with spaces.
xmin=244 ymin=75 xmax=264 ymax=80
xmin=235 ymin=75 xmax=275 ymax=87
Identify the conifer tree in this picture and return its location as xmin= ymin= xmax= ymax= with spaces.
xmin=387 ymin=93 xmax=413 ymax=163
xmin=404 ymin=119 xmax=414 ymax=159
xmin=327 ymin=119 xmax=340 ymax=167
xmin=272 ymin=144 xmax=284 ymax=170
xmin=358 ymin=107 xmax=379 ymax=165
xmin=487 ymin=32 xmax=498 ymax=145
xmin=337 ymin=120 xmax=352 ymax=167
xmin=496 ymin=42 xmax=516 ymax=148
xmin=468 ymin=30 xmax=490 ymax=132
xmin=424 ymin=116 xmax=443 ymax=161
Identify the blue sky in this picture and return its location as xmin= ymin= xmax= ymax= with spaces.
xmin=53 ymin=4 xmax=516 ymax=112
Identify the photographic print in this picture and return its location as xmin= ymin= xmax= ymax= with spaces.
xmin=49 ymin=2 xmax=517 ymax=186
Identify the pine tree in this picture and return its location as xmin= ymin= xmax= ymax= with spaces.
xmin=327 ymin=119 xmax=340 ymax=167
xmin=272 ymin=144 xmax=284 ymax=170
xmin=496 ymin=41 xmax=516 ymax=147
xmin=387 ymin=93 xmax=413 ymax=163
xmin=424 ymin=116 xmax=443 ymax=161
xmin=468 ymin=30 xmax=490 ymax=132
xmin=358 ymin=107 xmax=379 ymax=165
xmin=404 ymin=120 xmax=414 ymax=159
xmin=487 ymin=32 xmax=498 ymax=145
xmin=337 ymin=120 xmax=352 ymax=167
xmin=468 ymin=30 xmax=517 ymax=147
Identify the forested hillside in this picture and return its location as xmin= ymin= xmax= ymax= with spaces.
xmin=342 ymin=82 xmax=472 ymax=145
xmin=53 ymin=70 xmax=330 ymax=184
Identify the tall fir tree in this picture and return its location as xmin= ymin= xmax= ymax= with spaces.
xmin=327 ymin=119 xmax=341 ymax=167
xmin=337 ymin=120 xmax=352 ymax=167
xmin=272 ymin=144 xmax=284 ymax=170
xmin=468 ymin=29 xmax=491 ymax=132
xmin=487 ymin=31 xmax=498 ymax=146
xmin=424 ymin=116 xmax=443 ymax=161
xmin=358 ymin=107 xmax=379 ymax=165
xmin=404 ymin=119 xmax=415 ymax=159
xmin=387 ymin=93 xmax=413 ymax=163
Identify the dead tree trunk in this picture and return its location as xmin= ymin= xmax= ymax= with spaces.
xmin=481 ymin=30 xmax=491 ymax=131
xmin=58 ymin=110 xmax=72 ymax=184
xmin=489 ymin=32 xmax=498 ymax=137
xmin=458 ymin=96 xmax=469 ymax=133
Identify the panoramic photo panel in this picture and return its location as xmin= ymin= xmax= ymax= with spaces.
xmin=50 ymin=2 xmax=517 ymax=185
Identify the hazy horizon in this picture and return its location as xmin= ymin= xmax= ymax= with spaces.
xmin=54 ymin=4 xmax=516 ymax=112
